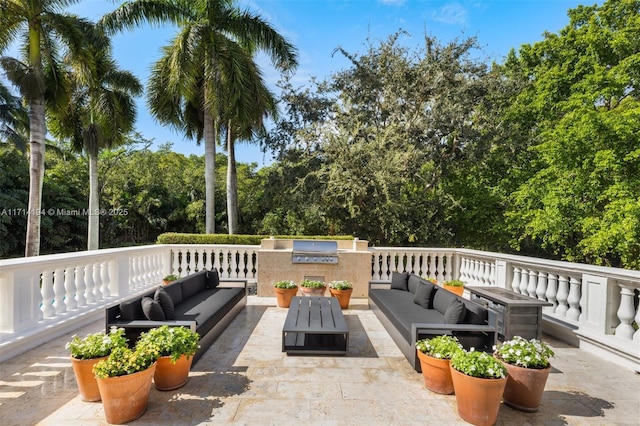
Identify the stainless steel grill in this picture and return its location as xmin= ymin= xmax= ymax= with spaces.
xmin=291 ymin=240 xmax=339 ymax=264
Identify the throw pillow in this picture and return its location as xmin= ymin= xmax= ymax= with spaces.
xmin=154 ymin=286 xmax=175 ymax=320
xmin=413 ymin=281 xmax=436 ymax=308
xmin=141 ymin=296 xmax=165 ymax=321
xmin=443 ymin=298 xmax=466 ymax=324
xmin=390 ymin=271 xmax=409 ymax=291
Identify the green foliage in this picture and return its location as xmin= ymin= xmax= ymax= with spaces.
xmin=163 ymin=274 xmax=179 ymax=282
xmin=300 ymin=279 xmax=325 ymax=289
xmin=495 ymin=336 xmax=554 ymax=369
xmin=65 ymin=327 xmax=128 ymax=360
xmin=93 ymin=345 xmax=159 ymax=379
xmin=273 ymin=280 xmax=297 ymax=289
xmin=136 ymin=325 xmax=200 ymax=362
xmin=156 ymin=233 xmax=353 ymax=245
xmin=443 ymin=279 xmax=465 ymax=287
xmin=415 ymin=335 xmax=464 ymax=360
xmin=450 ymin=349 xmax=507 ymax=379
xmin=329 ymin=280 xmax=352 ymax=290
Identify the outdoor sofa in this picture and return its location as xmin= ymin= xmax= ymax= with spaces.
xmin=368 ymin=272 xmax=497 ymax=372
xmin=105 ymin=268 xmax=247 ymax=364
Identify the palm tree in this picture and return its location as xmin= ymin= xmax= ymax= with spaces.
xmin=101 ymin=0 xmax=297 ymax=234
xmin=0 ymin=81 xmax=29 ymax=152
xmin=49 ymin=28 xmax=142 ymax=250
xmin=0 ymin=0 xmax=94 ymax=256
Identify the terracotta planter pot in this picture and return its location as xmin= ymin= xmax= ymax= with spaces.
xmin=443 ymin=284 xmax=464 ymax=296
xmin=329 ymin=288 xmax=352 ymax=309
xmin=154 ymin=354 xmax=193 ymax=391
xmin=300 ymin=286 xmax=326 ymax=297
xmin=450 ymin=366 xmax=506 ymax=426
xmin=70 ymin=356 xmax=107 ymax=402
xmin=416 ymin=351 xmax=454 ymax=394
xmin=501 ymin=362 xmax=551 ymax=412
xmin=96 ymin=362 xmax=156 ymax=424
xmin=274 ymin=287 xmax=299 ymax=308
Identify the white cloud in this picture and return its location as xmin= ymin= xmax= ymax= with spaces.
xmin=431 ymin=2 xmax=468 ymax=25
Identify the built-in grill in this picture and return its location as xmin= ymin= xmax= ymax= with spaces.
xmin=291 ymin=240 xmax=339 ymax=264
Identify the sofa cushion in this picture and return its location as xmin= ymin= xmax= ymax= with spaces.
xmin=174 ymin=288 xmax=246 ymax=335
xmin=119 ymin=292 xmax=152 ymax=320
xmin=163 ymin=280 xmax=183 ymax=306
xmin=390 ymin=272 xmax=409 ymax=291
xmin=407 ymin=275 xmax=422 ymax=294
xmin=443 ymin=298 xmax=466 ymax=324
xmin=206 ymin=269 xmax=220 ymax=288
xmin=180 ymin=270 xmax=208 ymax=300
xmin=141 ymin=296 xmax=165 ymax=321
xmin=433 ymin=287 xmax=458 ymax=315
xmin=413 ymin=281 xmax=436 ymax=309
xmin=154 ymin=286 xmax=175 ymax=320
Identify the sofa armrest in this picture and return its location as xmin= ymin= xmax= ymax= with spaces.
xmin=369 ymin=280 xmax=391 ymax=290
xmin=108 ymin=320 xmax=197 ymax=333
xmin=219 ymin=279 xmax=248 ymax=293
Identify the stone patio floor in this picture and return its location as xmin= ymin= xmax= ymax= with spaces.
xmin=1 ymin=296 xmax=639 ymax=425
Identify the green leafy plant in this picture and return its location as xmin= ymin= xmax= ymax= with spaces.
xmin=415 ymin=335 xmax=463 ymax=360
xmin=273 ymin=280 xmax=297 ymax=289
xmin=451 ymin=349 xmax=507 ymax=379
xmin=300 ymin=279 xmax=325 ymax=289
xmin=136 ymin=325 xmax=200 ymax=363
xmin=494 ymin=336 xmax=554 ymax=369
xmin=425 ymin=277 xmax=438 ymax=284
xmin=443 ymin=279 xmax=465 ymax=287
xmin=93 ymin=345 xmax=160 ymax=378
xmin=65 ymin=327 xmax=128 ymax=360
xmin=329 ymin=280 xmax=352 ymax=290
xmin=163 ymin=274 xmax=179 ymax=282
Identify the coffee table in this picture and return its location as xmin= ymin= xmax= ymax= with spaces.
xmin=282 ymin=296 xmax=349 ymax=355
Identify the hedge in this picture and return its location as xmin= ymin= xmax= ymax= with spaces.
xmin=156 ymin=233 xmax=354 ymax=245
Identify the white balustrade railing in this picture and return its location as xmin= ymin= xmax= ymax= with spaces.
xmin=1 ymin=243 xmax=637 ymax=371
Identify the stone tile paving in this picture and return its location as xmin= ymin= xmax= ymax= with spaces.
xmin=0 ymin=296 xmax=638 ymax=425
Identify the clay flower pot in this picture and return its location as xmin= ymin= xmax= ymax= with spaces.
xmin=501 ymin=362 xmax=551 ymax=412
xmin=443 ymin=284 xmax=464 ymax=296
xmin=329 ymin=287 xmax=352 ymax=309
xmin=154 ymin=354 xmax=194 ymax=391
xmin=70 ymin=356 xmax=107 ymax=402
xmin=300 ymin=286 xmax=326 ymax=297
xmin=416 ymin=350 xmax=454 ymax=394
xmin=450 ymin=366 xmax=507 ymax=426
xmin=274 ymin=286 xmax=299 ymax=308
xmin=96 ymin=362 xmax=156 ymax=424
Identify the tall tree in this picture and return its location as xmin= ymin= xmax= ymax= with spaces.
xmin=0 ymin=0 xmax=93 ymax=256
xmin=49 ymin=27 xmax=142 ymax=250
xmin=505 ymin=0 xmax=640 ymax=268
xmin=101 ymin=0 xmax=297 ymax=234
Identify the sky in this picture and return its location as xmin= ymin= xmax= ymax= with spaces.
xmin=38 ymin=0 xmax=594 ymax=167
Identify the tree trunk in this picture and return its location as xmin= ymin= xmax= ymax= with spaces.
xmin=203 ymin=113 xmax=216 ymax=234
xmin=87 ymin=150 xmax=100 ymax=250
xmin=226 ymin=122 xmax=238 ymax=234
xmin=25 ymin=97 xmax=46 ymax=257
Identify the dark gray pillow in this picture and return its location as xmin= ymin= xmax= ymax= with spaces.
xmin=390 ymin=272 xmax=409 ymax=291
xmin=443 ymin=298 xmax=466 ymax=324
xmin=207 ymin=268 xmax=220 ymax=288
xmin=433 ymin=287 xmax=457 ymax=314
xmin=141 ymin=296 xmax=165 ymax=321
xmin=413 ymin=281 xmax=436 ymax=308
xmin=154 ymin=286 xmax=175 ymax=320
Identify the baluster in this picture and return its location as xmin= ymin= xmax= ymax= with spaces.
xmin=238 ymin=249 xmax=247 ymax=279
xmin=212 ymin=249 xmax=222 ymax=275
xmin=473 ymin=260 xmax=481 ymax=286
xmin=443 ymin=253 xmax=452 ymax=282
xmin=555 ymin=275 xmax=569 ymax=317
xmin=489 ymin=262 xmax=496 ymax=286
xmin=511 ymin=267 xmax=521 ymax=292
xmin=219 ymin=249 xmax=229 ymax=279
xmin=191 ymin=249 xmax=199 ymax=272
xmin=75 ymin=266 xmax=86 ymax=306
xmin=536 ymin=271 xmax=547 ymax=302
xmin=144 ymin=256 xmax=153 ymax=284
xmin=458 ymin=258 xmax=468 ymax=282
xmin=84 ymin=264 xmax=96 ymax=303
xmin=93 ymin=263 xmax=103 ymax=300
xmin=519 ymin=268 xmax=528 ymax=294
xmin=101 ymin=261 xmax=110 ymax=298
xmin=186 ymin=250 xmax=195 ymax=275
xmin=53 ymin=267 xmax=67 ymax=314
xmin=171 ymin=249 xmax=180 ymax=277
xmin=527 ymin=269 xmax=537 ymax=297
xmin=483 ymin=261 xmax=491 ymax=285
xmin=371 ymin=253 xmax=381 ymax=281
xmin=566 ymin=276 xmax=581 ymax=320
xmin=41 ymin=270 xmax=55 ymax=317
xmin=634 ymin=296 xmax=640 ymax=343
xmin=231 ymin=249 xmax=239 ymax=278
xmin=614 ymin=285 xmax=636 ymax=339
xmin=65 ymin=265 xmax=77 ymax=310
xmin=545 ymin=274 xmax=558 ymax=314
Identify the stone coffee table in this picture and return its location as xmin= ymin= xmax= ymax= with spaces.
xmin=282 ymin=296 xmax=349 ymax=355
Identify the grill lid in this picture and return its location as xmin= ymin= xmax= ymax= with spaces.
xmin=291 ymin=240 xmax=338 ymax=264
